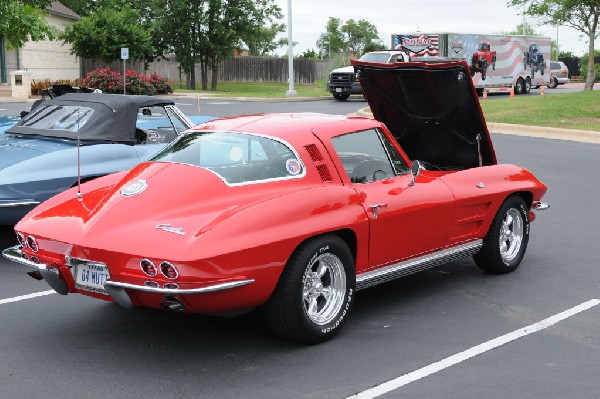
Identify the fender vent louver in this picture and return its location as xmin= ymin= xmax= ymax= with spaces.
xmin=304 ymin=144 xmax=324 ymax=162
xmin=316 ymin=164 xmax=333 ymax=182
xmin=304 ymin=144 xmax=333 ymax=182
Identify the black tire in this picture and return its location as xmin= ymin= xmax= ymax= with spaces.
xmin=514 ymin=78 xmax=524 ymax=95
xmin=481 ymin=65 xmax=487 ymax=81
xmin=476 ymin=88 xmax=484 ymax=97
xmin=333 ymin=93 xmax=350 ymax=101
xmin=263 ymin=234 xmax=355 ymax=344
xmin=547 ymin=77 xmax=558 ymax=89
xmin=524 ymin=77 xmax=531 ymax=94
xmin=474 ymin=196 xmax=530 ymax=274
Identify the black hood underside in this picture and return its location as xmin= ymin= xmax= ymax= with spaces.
xmin=353 ymin=61 xmax=497 ymax=170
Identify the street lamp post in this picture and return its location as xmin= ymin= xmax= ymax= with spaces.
xmin=286 ymin=0 xmax=297 ymax=97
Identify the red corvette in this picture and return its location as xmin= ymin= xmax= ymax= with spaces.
xmin=3 ymin=61 xmax=548 ymax=343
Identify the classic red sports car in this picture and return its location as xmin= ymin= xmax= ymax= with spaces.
xmin=3 ymin=60 xmax=548 ymax=343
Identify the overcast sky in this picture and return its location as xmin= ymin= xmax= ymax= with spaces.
xmin=273 ymin=0 xmax=593 ymax=57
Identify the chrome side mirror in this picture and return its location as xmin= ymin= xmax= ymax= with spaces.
xmin=409 ymin=160 xmax=422 ymax=186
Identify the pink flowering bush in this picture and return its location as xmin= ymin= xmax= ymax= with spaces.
xmin=83 ymin=69 xmax=172 ymax=96
xmin=148 ymin=73 xmax=173 ymax=94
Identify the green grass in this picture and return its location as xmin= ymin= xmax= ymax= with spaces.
xmin=481 ymin=90 xmax=600 ymax=132
xmin=173 ymin=80 xmax=330 ymax=98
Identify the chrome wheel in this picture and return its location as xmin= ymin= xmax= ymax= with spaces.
xmin=302 ymin=253 xmax=347 ymax=325
xmin=263 ymin=234 xmax=355 ymax=343
xmin=474 ymin=196 xmax=530 ymax=274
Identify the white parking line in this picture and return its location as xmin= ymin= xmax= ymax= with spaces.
xmin=0 ymin=290 xmax=56 ymax=305
xmin=348 ymin=299 xmax=600 ymax=399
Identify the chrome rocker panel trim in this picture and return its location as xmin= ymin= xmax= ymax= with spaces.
xmin=0 ymin=200 xmax=41 ymax=208
xmin=356 ymin=240 xmax=483 ymax=291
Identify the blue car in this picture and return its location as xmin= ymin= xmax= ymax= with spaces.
xmin=0 ymin=115 xmax=21 ymax=136
xmin=0 ymin=93 xmax=213 ymax=226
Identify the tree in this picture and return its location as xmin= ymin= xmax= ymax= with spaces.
xmin=299 ymin=49 xmax=318 ymax=59
xmin=0 ymin=0 xmax=54 ymax=49
xmin=317 ymin=18 xmax=346 ymax=58
xmin=245 ymin=23 xmax=286 ymax=56
xmin=508 ymin=0 xmax=600 ymax=90
xmin=503 ymin=22 xmax=539 ymax=35
xmin=316 ymin=17 xmax=383 ymax=58
xmin=61 ymin=4 xmax=155 ymax=64
xmin=580 ymin=49 xmax=600 ymax=81
xmin=157 ymin=0 xmax=283 ymax=91
xmin=341 ymin=19 xmax=382 ymax=55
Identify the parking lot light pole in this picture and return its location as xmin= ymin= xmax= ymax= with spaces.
xmin=285 ymin=0 xmax=297 ymax=97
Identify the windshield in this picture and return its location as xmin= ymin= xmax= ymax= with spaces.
xmin=151 ymin=131 xmax=305 ymax=185
xmin=477 ymin=43 xmax=488 ymax=51
xmin=359 ymin=53 xmax=391 ymax=63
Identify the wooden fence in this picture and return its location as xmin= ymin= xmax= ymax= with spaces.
xmin=81 ymin=56 xmax=331 ymax=85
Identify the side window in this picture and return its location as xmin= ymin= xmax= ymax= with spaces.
xmin=332 ymin=129 xmax=407 ymax=184
xmin=135 ymin=106 xmax=184 ymax=145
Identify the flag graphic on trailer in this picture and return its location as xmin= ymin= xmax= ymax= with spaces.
xmin=394 ymin=34 xmax=439 ymax=57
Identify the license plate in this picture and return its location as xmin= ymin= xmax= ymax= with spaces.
xmin=75 ymin=262 xmax=110 ymax=295
xmin=335 ymin=87 xmax=342 ymax=93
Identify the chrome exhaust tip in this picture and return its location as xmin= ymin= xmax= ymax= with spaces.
xmin=160 ymin=296 xmax=185 ymax=311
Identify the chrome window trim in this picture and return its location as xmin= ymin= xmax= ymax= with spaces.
xmin=0 ymin=200 xmax=41 ymax=208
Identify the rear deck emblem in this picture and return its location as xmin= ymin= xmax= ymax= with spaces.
xmin=121 ymin=180 xmax=147 ymax=197
xmin=156 ymin=224 xmax=186 ymax=235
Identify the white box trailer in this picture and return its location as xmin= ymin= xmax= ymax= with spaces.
xmin=391 ymin=33 xmax=551 ymax=95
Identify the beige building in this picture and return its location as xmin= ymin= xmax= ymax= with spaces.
xmin=1 ymin=2 xmax=79 ymax=88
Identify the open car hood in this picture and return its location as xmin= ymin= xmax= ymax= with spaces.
xmin=352 ymin=60 xmax=496 ymax=170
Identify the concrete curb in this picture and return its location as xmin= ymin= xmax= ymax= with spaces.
xmin=356 ymin=107 xmax=600 ymax=144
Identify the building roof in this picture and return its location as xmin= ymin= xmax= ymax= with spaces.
xmin=48 ymin=1 xmax=79 ymax=20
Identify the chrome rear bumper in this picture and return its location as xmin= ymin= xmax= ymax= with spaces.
xmin=532 ymin=201 xmax=550 ymax=211
xmin=2 ymin=245 xmax=69 ymax=295
xmin=3 ymin=245 xmax=254 ymax=308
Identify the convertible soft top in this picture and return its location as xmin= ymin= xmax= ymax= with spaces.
xmin=6 ymin=93 xmax=175 ymax=143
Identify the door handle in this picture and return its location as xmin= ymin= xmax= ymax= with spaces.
xmin=369 ymin=203 xmax=388 ymax=219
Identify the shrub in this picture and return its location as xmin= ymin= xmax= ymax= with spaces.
xmin=83 ymin=68 xmax=123 ymax=93
xmin=124 ymin=70 xmax=156 ymax=95
xmin=149 ymin=73 xmax=173 ymax=94
xmin=82 ymin=69 xmax=171 ymax=95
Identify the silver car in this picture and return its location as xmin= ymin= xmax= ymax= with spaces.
xmin=547 ymin=61 xmax=570 ymax=88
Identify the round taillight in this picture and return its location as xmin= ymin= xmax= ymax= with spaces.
xmin=145 ymin=281 xmax=159 ymax=288
xmin=21 ymin=252 xmax=30 ymax=261
xmin=160 ymin=261 xmax=179 ymax=280
xmin=31 ymin=256 xmax=40 ymax=264
xmin=16 ymin=232 xmax=27 ymax=248
xmin=140 ymin=259 xmax=157 ymax=276
xmin=26 ymin=236 xmax=39 ymax=252
xmin=163 ymin=282 xmax=179 ymax=290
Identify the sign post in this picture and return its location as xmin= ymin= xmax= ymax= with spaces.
xmin=121 ymin=47 xmax=129 ymax=95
